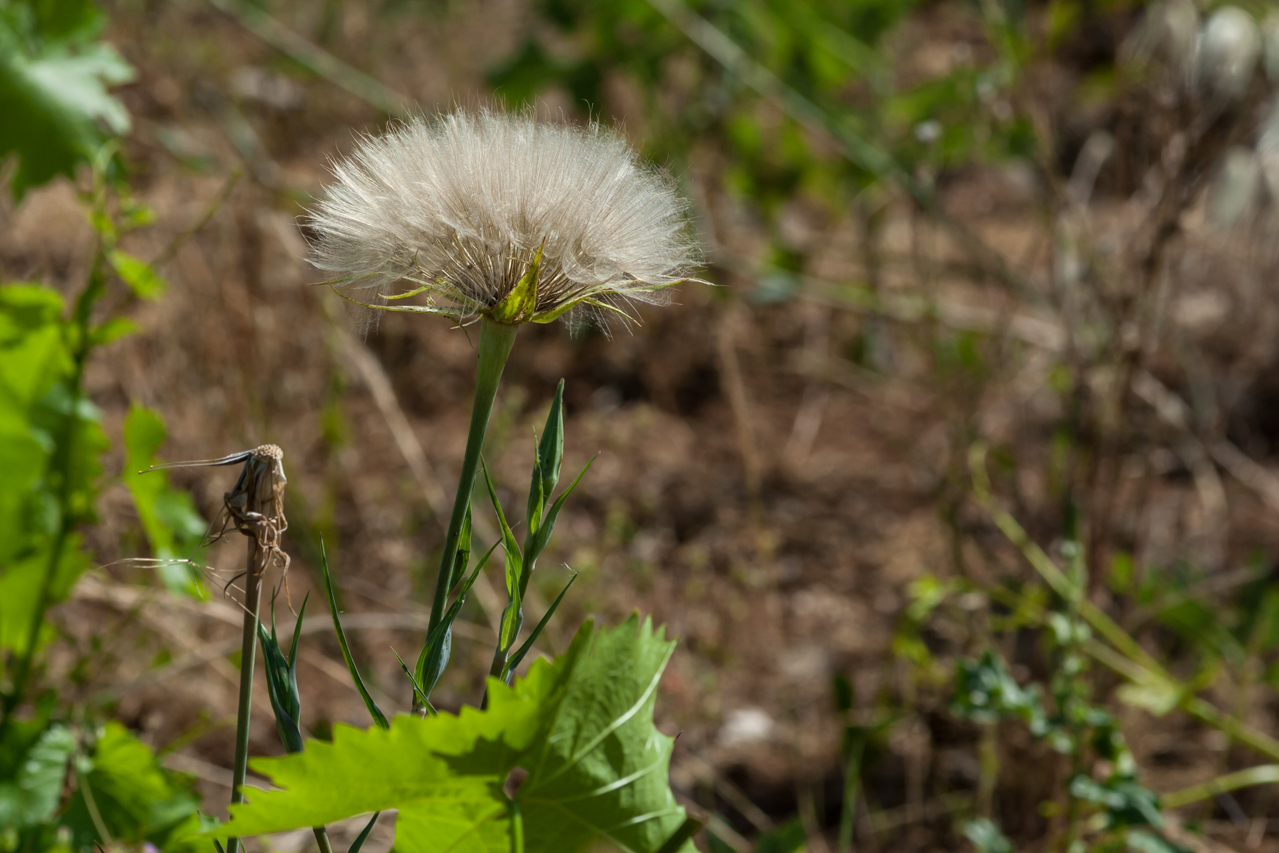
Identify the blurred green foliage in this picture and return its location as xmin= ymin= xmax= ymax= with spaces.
xmin=488 ymin=0 xmax=1034 ymax=266
xmin=0 ymin=0 xmax=133 ymax=199
xmin=0 ymin=5 xmax=217 ymax=844
xmin=215 ymin=616 xmax=698 ymax=853
xmin=0 ymin=270 xmax=212 ymax=849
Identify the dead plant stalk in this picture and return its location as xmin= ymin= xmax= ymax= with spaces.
xmin=146 ymin=445 xmax=293 ymax=853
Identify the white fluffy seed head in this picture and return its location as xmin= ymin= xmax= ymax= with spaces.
xmin=307 ymin=109 xmax=701 ymax=331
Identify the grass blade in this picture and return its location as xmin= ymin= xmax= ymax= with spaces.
xmin=320 ymin=539 xmax=389 ymax=730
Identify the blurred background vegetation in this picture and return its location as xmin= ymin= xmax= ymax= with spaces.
xmin=5 ymin=0 xmax=1279 ymax=850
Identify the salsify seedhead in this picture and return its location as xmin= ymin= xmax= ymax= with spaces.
xmin=309 ymin=109 xmax=700 ymax=329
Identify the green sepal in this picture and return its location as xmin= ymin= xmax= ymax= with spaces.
xmin=528 ymin=300 xmax=578 ymax=324
xmin=333 ymin=287 xmax=463 ymax=320
xmin=582 ymin=297 xmax=639 ymax=325
xmin=489 ymin=244 xmax=543 ymax=325
xmin=501 ymin=572 xmax=577 ymax=684
xmin=524 ymin=455 xmax=596 ymax=567
xmin=321 ymin=539 xmax=390 ymax=730
xmin=381 ymin=283 xmax=433 ymax=300
xmin=528 ymin=277 xmax=689 ymax=325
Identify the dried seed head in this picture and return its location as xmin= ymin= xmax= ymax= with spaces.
xmin=308 ymin=109 xmax=701 ymax=330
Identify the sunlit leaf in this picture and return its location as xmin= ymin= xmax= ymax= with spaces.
xmin=215 ymin=616 xmax=695 ymax=853
xmin=0 ymin=10 xmax=134 ymax=199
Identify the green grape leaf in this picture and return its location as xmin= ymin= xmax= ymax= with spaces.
xmin=0 ymin=724 xmax=75 ymax=828
xmin=215 ymin=615 xmax=695 ymax=853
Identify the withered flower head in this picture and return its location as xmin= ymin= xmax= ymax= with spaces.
xmin=308 ymin=109 xmax=700 ymax=329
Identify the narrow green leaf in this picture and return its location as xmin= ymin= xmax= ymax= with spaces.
xmin=537 ymin=380 xmax=564 ymax=504
xmin=257 ymin=589 xmax=307 ymax=753
xmin=321 ymin=539 xmax=389 ymax=730
xmin=525 ymin=380 xmax=564 ymax=536
xmin=257 ymin=618 xmax=303 ymax=755
xmin=349 ymin=812 xmax=381 ymax=853
xmin=481 ymin=458 xmax=524 ymax=594
xmin=502 ymin=572 xmax=577 ymax=683
xmin=393 ymin=648 xmax=434 ymax=714
xmin=288 ymin=592 xmax=309 ymax=668
xmin=524 ymin=455 xmax=596 ymax=565
xmin=489 ymin=244 xmax=542 ymax=324
xmin=481 ymin=458 xmax=525 ymax=652
xmin=449 ymin=508 xmax=472 ymax=592
xmin=525 ymin=449 xmax=544 ymax=537
xmin=414 ymin=541 xmax=499 ymax=699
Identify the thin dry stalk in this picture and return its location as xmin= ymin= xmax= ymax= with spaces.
xmin=148 ymin=445 xmax=288 ymax=853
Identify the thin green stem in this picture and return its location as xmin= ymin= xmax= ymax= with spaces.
xmin=313 ymin=826 xmax=337 ymax=853
xmin=421 ymin=317 xmax=518 ymax=710
xmin=226 ymin=537 xmax=264 ymax=853
xmin=429 ymin=317 xmax=519 ymax=632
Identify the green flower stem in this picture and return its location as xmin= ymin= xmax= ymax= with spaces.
xmin=226 ymin=536 xmax=264 ymax=853
xmin=424 ymin=318 xmax=518 ymax=689
xmin=313 ymin=827 xmax=336 ymax=853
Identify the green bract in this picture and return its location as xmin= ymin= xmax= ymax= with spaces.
xmin=215 ymin=616 xmax=695 ymax=853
